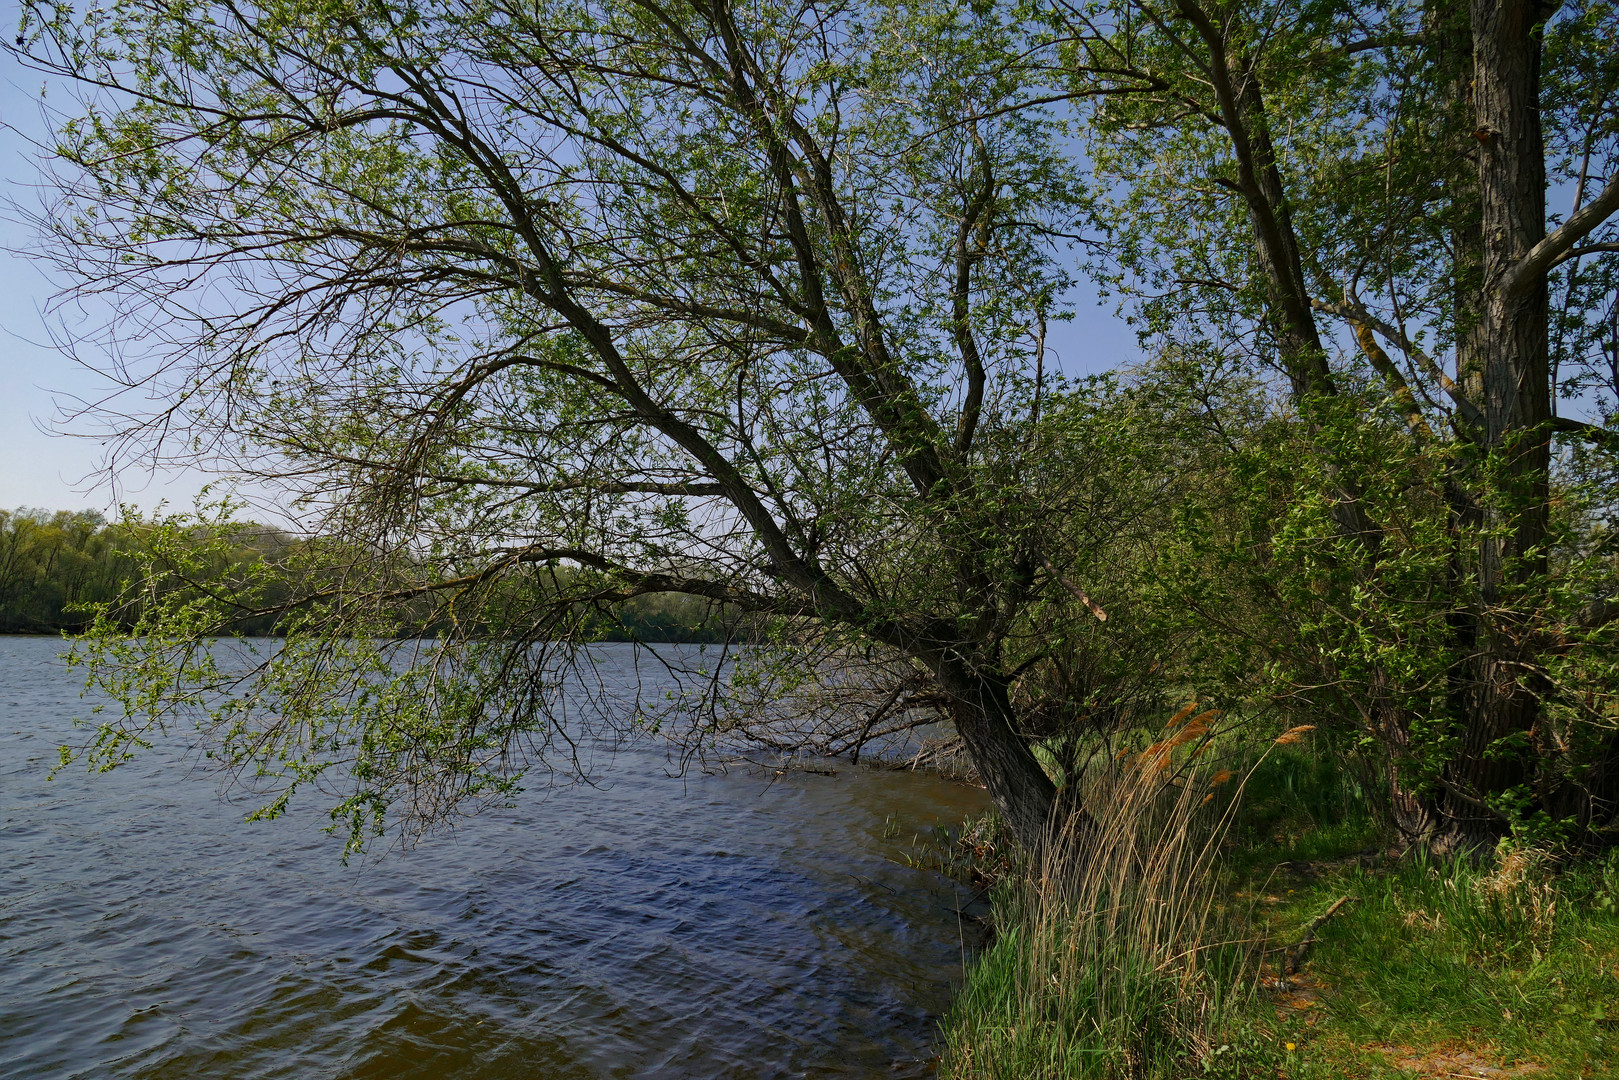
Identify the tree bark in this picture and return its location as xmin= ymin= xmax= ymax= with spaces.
xmin=1435 ymin=0 xmax=1556 ymax=848
xmin=1389 ymin=0 xmax=1558 ymax=853
xmin=935 ymin=656 xmax=1059 ymax=852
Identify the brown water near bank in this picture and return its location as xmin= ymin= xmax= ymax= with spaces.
xmin=0 ymin=638 xmax=989 ymax=1079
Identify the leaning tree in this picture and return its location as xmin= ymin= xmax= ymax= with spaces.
xmin=23 ymin=0 xmax=1619 ymax=855
xmin=14 ymin=0 xmax=1152 ymax=851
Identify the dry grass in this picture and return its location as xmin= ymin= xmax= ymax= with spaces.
xmin=940 ymin=739 xmax=1264 ymax=1079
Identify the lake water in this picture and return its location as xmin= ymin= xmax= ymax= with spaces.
xmin=0 ymin=637 xmax=989 ymax=1079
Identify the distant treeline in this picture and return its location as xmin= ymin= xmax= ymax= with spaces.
xmin=0 ymin=509 xmax=731 ymax=642
xmin=1 ymin=510 xmax=145 ymax=634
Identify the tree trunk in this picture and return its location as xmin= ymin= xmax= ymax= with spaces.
xmin=1387 ymin=0 xmax=1557 ymax=853
xmin=936 ymin=657 xmax=1058 ymax=852
xmin=1472 ymin=0 xmax=1553 ymax=594
xmin=1439 ymin=0 xmax=1554 ymax=847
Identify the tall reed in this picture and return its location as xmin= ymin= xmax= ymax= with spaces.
xmin=941 ymin=728 xmax=1258 ymax=1079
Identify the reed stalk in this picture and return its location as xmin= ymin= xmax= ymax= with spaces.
xmin=941 ymin=735 xmax=1259 ymax=1079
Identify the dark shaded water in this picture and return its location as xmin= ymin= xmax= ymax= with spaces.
xmin=0 ymin=638 xmax=989 ymax=1079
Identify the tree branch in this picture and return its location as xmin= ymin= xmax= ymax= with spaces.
xmin=1548 ymin=241 xmax=1619 ymax=269
xmin=1038 ymin=552 xmax=1107 ymax=622
xmin=1347 ymin=318 xmax=1435 ymax=441
xmin=1311 ymin=297 xmax=1484 ymax=427
xmin=1551 ymin=416 xmax=1619 ymax=452
xmin=1501 ymin=174 xmax=1619 ymax=298
xmin=953 ymin=132 xmax=995 ymax=460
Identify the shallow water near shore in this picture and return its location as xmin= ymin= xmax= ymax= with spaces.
xmin=0 ymin=637 xmax=989 ymax=1079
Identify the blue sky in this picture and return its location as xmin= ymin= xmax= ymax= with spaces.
xmin=0 ymin=63 xmax=1142 ymax=518
xmin=0 ymin=67 xmax=219 ymax=515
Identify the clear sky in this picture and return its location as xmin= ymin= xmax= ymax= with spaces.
xmin=0 ymin=63 xmax=1144 ymax=519
xmin=0 ymin=66 xmax=219 ymax=516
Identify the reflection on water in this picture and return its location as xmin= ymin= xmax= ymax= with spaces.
xmin=0 ymin=638 xmax=988 ymax=1079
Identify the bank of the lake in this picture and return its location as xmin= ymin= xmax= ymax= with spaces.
xmin=0 ymin=508 xmax=742 ymax=641
xmin=933 ymin=744 xmax=1619 ymax=1079
xmin=0 ymin=636 xmax=989 ymax=1079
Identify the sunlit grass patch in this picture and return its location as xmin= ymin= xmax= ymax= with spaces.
xmin=1261 ymin=848 xmax=1619 ymax=1078
xmin=938 ymin=725 xmax=1619 ymax=1079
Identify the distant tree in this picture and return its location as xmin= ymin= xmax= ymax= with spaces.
xmin=0 ymin=510 xmax=46 ymax=623
xmin=0 ymin=512 xmax=33 ymax=605
xmin=0 ymin=509 xmax=124 ymax=631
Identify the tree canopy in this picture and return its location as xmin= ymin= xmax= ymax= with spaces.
xmin=14 ymin=0 xmax=1619 ymax=853
xmin=0 ymin=509 xmax=136 ymax=632
xmin=18 ymin=0 xmax=1123 ymax=850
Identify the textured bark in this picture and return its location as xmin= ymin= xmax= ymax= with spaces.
xmin=1435 ymin=0 xmax=1556 ymax=848
xmin=1471 ymin=0 xmax=1554 ymax=577
xmin=936 ymin=657 xmax=1058 ymax=852
xmin=1382 ymin=0 xmax=1559 ymax=853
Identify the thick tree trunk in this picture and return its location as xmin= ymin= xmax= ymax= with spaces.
xmin=935 ymin=657 xmax=1058 ymax=852
xmin=1386 ymin=1 xmax=1557 ymax=853
xmin=1429 ymin=0 xmax=1495 ymax=854
xmin=1471 ymin=0 xmax=1553 ymax=589
xmin=1442 ymin=0 xmax=1555 ymax=847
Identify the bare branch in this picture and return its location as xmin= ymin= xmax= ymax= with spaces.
xmin=1501 ymin=174 xmax=1619 ymax=298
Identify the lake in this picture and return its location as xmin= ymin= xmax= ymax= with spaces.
xmin=0 ymin=637 xmax=989 ymax=1079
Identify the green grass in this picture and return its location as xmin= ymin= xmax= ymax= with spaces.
xmin=1260 ymin=848 xmax=1619 ymax=1078
xmin=936 ymin=738 xmax=1619 ymax=1079
xmin=937 ymin=748 xmax=1278 ymax=1080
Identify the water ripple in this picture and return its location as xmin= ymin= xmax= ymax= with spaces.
xmin=0 ymin=638 xmax=987 ymax=1079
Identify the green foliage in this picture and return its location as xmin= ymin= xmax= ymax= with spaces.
xmin=0 ymin=506 xmax=291 ymax=634
xmin=13 ymin=0 xmax=1130 ymax=850
xmin=946 ymin=738 xmax=1619 ymax=1079
xmin=51 ymin=500 xmax=758 ymax=852
xmin=13 ymin=0 xmax=1619 ymax=853
xmin=1026 ymin=0 xmax=1619 ymax=849
xmin=1230 ymin=744 xmax=1374 ymax=850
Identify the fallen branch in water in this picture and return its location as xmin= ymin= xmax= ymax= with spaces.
xmin=735 ymin=755 xmax=839 ymax=777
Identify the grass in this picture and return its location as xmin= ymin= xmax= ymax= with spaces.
xmin=935 ymin=732 xmax=1619 ymax=1079
xmin=1259 ymin=847 xmax=1619 ymax=1078
xmin=938 ymin=713 xmax=1279 ymax=1079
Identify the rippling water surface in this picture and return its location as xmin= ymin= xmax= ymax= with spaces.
xmin=0 ymin=637 xmax=989 ymax=1079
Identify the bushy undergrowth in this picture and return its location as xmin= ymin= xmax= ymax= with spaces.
xmin=936 ymin=727 xmax=1619 ymax=1079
